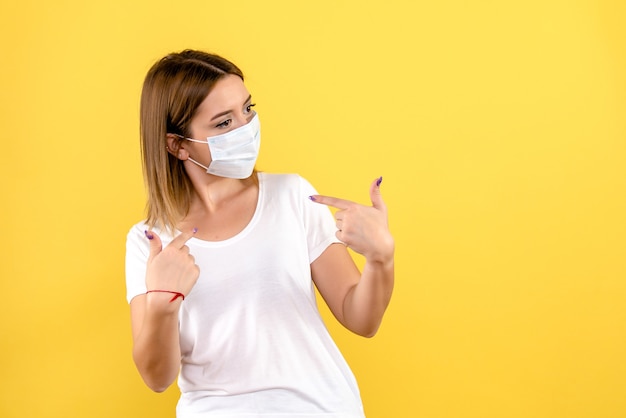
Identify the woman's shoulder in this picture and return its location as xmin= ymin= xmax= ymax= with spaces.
xmin=258 ymin=172 xmax=322 ymax=211
xmin=258 ymin=172 xmax=315 ymax=189
xmin=259 ymin=171 xmax=301 ymax=185
xmin=127 ymin=220 xmax=149 ymax=237
xmin=259 ymin=172 xmax=318 ymax=196
xmin=126 ymin=220 xmax=174 ymax=244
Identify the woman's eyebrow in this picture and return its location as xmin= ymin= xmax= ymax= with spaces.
xmin=209 ymin=95 xmax=252 ymax=122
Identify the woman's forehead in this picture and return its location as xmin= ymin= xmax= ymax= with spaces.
xmin=197 ymin=75 xmax=250 ymax=116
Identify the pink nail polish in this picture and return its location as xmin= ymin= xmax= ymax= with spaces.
xmin=192 ymin=227 xmax=198 ymax=234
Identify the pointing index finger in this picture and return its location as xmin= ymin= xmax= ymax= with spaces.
xmin=309 ymin=195 xmax=352 ymax=210
xmin=171 ymin=227 xmax=198 ymax=248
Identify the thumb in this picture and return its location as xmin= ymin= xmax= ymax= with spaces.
xmin=369 ymin=176 xmax=386 ymax=211
xmin=144 ymin=230 xmax=163 ymax=260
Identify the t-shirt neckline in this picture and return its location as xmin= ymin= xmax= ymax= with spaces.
xmin=182 ymin=173 xmax=265 ymax=248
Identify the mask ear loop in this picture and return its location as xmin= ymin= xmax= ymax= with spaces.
xmin=172 ymin=133 xmax=208 ymax=144
xmin=186 ymin=157 xmax=209 ymax=171
xmin=184 ymin=137 xmax=209 ymax=144
xmin=168 ymin=134 xmax=211 ymax=171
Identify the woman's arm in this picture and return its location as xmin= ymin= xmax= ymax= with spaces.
xmin=311 ymin=244 xmax=394 ymax=337
xmin=130 ymin=293 xmax=183 ymax=392
xmin=129 ymin=229 xmax=200 ymax=392
xmin=310 ymin=177 xmax=395 ymax=337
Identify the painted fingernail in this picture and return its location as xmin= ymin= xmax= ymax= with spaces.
xmin=144 ymin=230 xmax=154 ymax=240
xmin=376 ymin=176 xmax=383 ymax=187
xmin=308 ymin=196 xmax=317 ymax=202
xmin=192 ymin=227 xmax=198 ymax=234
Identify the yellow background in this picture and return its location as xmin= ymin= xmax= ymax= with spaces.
xmin=1 ymin=1 xmax=624 ymax=417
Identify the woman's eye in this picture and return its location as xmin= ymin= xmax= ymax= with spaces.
xmin=216 ymin=119 xmax=232 ymax=128
xmin=245 ymin=103 xmax=256 ymax=113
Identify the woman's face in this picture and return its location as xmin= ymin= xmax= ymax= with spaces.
xmin=182 ymin=74 xmax=255 ymax=170
xmin=190 ymin=74 xmax=255 ymax=139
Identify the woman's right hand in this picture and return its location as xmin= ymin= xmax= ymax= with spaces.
xmin=144 ymin=228 xmax=200 ymax=299
xmin=130 ymin=228 xmax=199 ymax=392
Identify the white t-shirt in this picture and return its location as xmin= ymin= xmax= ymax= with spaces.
xmin=126 ymin=173 xmax=365 ymax=418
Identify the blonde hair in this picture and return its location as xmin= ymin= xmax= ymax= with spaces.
xmin=139 ymin=50 xmax=244 ymax=231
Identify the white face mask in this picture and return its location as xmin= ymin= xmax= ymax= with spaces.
xmin=182 ymin=112 xmax=260 ymax=179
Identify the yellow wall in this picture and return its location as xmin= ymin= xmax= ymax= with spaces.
xmin=1 ymin=1 xmax=624 ymax=417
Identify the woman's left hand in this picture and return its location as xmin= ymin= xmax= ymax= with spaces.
xmin=310 ymin=177 xmax=395 ymax=264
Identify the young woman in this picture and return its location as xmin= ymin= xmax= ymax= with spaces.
xmin=125 ymin=49 xmax=395 ymax=418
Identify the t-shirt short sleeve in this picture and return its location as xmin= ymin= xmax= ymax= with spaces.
xmin=296 ymin=175 xmax=342 ymax=263
xmin=125 ymin=223 xmax=151 ymax=303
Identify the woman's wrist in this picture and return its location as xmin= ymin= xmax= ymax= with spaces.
xmin=145 ymin=291 xmax=184 ymax=314
xmin=364 ymin=236 xmax=395 ymax=265
xmin=146 ymin=289 xmax=185 ymax=302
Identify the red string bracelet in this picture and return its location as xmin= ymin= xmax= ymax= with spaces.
xmin=146 ymin=290 xmax=185 ymax=302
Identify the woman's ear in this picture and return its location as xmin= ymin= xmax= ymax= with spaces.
xmin=166 ymin=134 xmax=189 ymax=160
